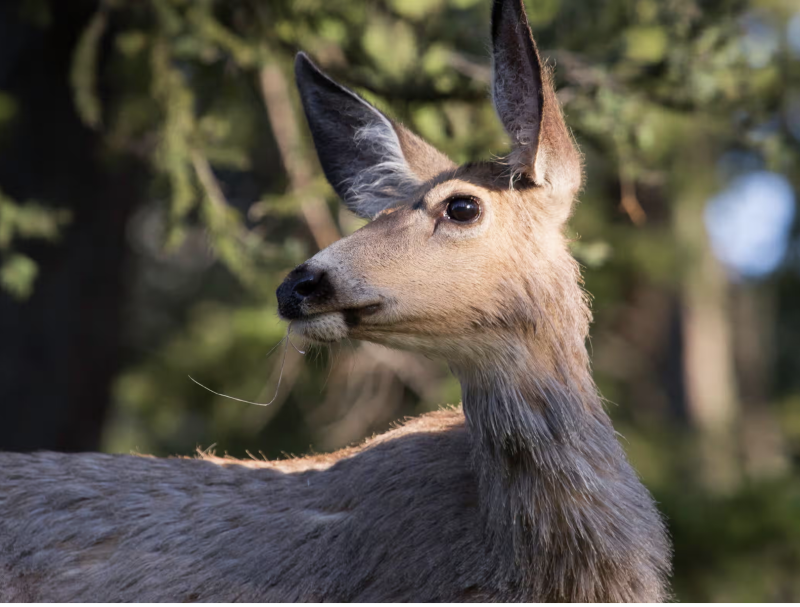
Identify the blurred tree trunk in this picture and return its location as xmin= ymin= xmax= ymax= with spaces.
xmin=0 ymin=0 xmax=146 ymax=451
xmin=259 ymin=60 xmax=340 ymax=250
xmin=673 ymin=139 xmax=742 ymax=492
xmin=733 ymin=285 xmax=788 ymax=479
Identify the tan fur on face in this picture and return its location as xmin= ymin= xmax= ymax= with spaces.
xmin=296 ymin=163 xmax=584 ymax=371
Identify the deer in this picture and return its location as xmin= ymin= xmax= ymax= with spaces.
xmin=0 ymin=0 xmax=671 ymax=601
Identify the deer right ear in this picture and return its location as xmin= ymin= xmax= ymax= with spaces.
xmin=295 ymin=53 xmax=453 ymax=219
xmin=491 ymin=0 xmax=582 ymax=209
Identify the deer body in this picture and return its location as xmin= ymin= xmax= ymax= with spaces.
xmin=0 ymin=402 xmax=665 ymax=602
xmin=0 ymin=0 xmax=671 ymax=601
xmin=1 ymin=413 xmax=484 ymax=602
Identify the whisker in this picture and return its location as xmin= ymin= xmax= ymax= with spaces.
xmin=264 ymin=334 xmax=289 ymax=358
xmin=188 ymin=324 xmax=297 ymax=407
xmin=287 ymin=332 xmax=306 ymax=355
xmin=345 ymin=338 xmax=358 ymax=380
xmin=320 ymin=342 xmax=337 ymax=392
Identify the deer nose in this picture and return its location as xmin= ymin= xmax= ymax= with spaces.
xmin=292 ymin=269 xmax=322 ymax=297
xmin=276 ymin=264 xmax=331 ymax=319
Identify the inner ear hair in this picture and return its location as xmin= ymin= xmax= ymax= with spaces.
xmin=490 ymin=0 xmax=582 ymax=206
xmin=295 ymin=53 xmax=454 ymax=219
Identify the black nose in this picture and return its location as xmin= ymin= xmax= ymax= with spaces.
xmin=276 ymin=264 xmax=332 ymax=319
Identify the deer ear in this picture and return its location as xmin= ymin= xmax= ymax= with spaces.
xmin=491 ymin=0 xmax=582 ymax=207
xmin=295 ymin=53 xmax=454 ymax=219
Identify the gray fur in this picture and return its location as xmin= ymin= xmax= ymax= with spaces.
xmin=0 ymin=415 xmax=490 ymax=601
xmin=0 ymin=391 xmax=669 ymax=601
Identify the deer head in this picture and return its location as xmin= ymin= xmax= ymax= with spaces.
xmin=278 ymin=0 xmax=585 ymax=375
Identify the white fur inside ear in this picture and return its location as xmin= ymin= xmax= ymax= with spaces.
xmin=344 ymin=121 xmax=421 ymax=219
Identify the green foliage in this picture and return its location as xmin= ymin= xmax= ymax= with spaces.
xmin=0 ymin=191 xmax=71 ymax=299
xmin=107 ymin=301 xmax=291 ymax=456
xmin=0 ymin=92 xmax=17 ymax=124
xmin=0 ymin=254 xmax=38 ymax=299
xmin=664 ymin=481 xmax=800 ymax=601
xmin=70 ymin=8 xmax=106 ymax=129
xmin=363 ymin=18 xmax=418 ymax=79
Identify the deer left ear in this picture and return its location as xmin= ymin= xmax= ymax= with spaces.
xmin=294 ymin=53 xmax=454 ymax=219
xmin=491 ymin=0 xmax=582 ymax=212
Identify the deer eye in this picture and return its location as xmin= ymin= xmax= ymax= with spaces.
xmin=445 ymin=197 xmax=480 ymax=223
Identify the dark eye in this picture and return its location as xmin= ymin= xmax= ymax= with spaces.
xmin=445 ymin=197 xmax=481 ymax=223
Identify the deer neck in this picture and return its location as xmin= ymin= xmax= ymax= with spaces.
xmin=453 ymin=331 xmax=668 ymax=600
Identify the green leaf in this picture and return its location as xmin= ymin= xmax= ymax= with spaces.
xmin=70 ymin=9 xmax=107 ymax=129
xmin=115 ymin=30 xmax=149 ymax=57
xmin=624 ymin=26 xmax=668 ymax=64
xmin=363 ymin=18 xmax=417 ymax=79
xmin=0 ymin=92 xmax=18 ymax=125
xmin=0 ymin=254 xmax=39 ymax=299
xmin=389 ymin=0 xmax=444 ymax=20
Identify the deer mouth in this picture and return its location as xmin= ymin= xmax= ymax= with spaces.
xmin=290 ymin=303 xmax=383 ymax=344
xmin=342 ymin=303 xmax=381 ymax=327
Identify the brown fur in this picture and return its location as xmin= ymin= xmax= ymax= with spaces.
xmin=0 ymin=0 xmax=671 ymax=601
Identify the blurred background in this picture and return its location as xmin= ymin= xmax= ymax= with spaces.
xmin=0 ymin=0 xmax=799 ymax=600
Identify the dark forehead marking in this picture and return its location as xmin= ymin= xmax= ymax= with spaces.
xmin=455 ymin=161 xmax=536 ymax=191
xmin=415 ymin=161 xmax=536 ymax=201
xmin=460 ymin=160 xmax=497 ymax=171
xmin=459 ymin=160 xmax=501 ymax=179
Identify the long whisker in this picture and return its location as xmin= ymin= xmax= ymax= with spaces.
xmin=347 ymin=337 xmax=357 ymax=378
xmin=264 ymin=334 xmax=289 ymax=358
xmin=287 ymin=333 xmax=306 ymax=355
xmin=320 ymin=342 xmax=337 ymax=392
xmin=188 ymin=323 xmax=300 ymax=407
